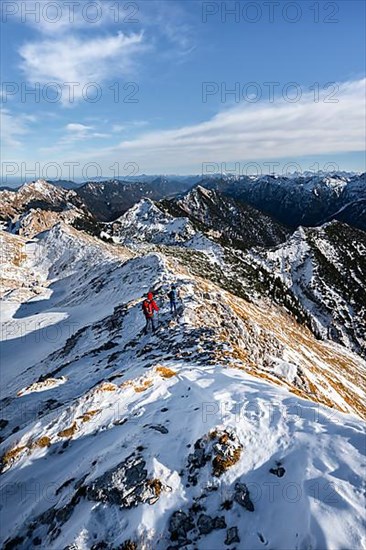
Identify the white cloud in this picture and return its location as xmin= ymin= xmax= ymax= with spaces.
xmin=38 ymin=120 xmax=109 ymax=154
xmin=66 ymin=122 xmax=108 ymax=138
xmin=139 ymin=0 xmax=196 ymax=55
xmin=19 ymin=31 xmax=145 ymax=104
xmin=10 ymin=0 xmax=115 ymax=35
xmin=66 ymin=123 xmax=93 ymax=134
xmin=11 ymin=0 xmax=194 ymax=55
xmin=50 ymin=122 xmax=108 ymax=147
xmin=0 ymin=108 xmax=34 ymax=147
xmin=77 ymin=78 xmax=365 ymax=171
xmin=5 ymin=79 xmax=365 ymax=173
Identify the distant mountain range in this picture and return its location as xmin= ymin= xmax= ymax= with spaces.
xmin=201 ymin=173 xmax=366 ymax=231
xmin=71 ymin=171 xmax=366 ymax=230
xmin=7 ymin=171 xmax=360 ymax=230
xmin=76 ymin=177 xmax=194 ymax=221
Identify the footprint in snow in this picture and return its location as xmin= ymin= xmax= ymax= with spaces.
xmin=257 ymin=532 xmax=268 ymax=545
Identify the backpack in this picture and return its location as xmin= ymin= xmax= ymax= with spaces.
xmin=142 ymin=299 xmax=152 ymax=317
xmin=168 ymin=289 xmax=177 ymax=302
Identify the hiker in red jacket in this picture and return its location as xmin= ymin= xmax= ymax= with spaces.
xmin=142 ymin=291 xmax=159 ymax=334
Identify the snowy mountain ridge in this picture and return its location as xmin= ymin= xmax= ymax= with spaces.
xmin=161 ymin=185 xmax=290 ymax=250
xmin=104 ymin=191 xmax=365 ymax=358
xmin=0 ymin=179 xmax=365 ymax=550
xmin=101 ymin=199 xmax=222 ymax=260
xmin=102 ymin=198 xmax=196 ymax=245
xmin=1 ymin=220 xmax=366 ymax=550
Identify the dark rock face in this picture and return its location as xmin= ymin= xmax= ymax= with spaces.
xmin=259 ymin=222 xmax=366 ymax=357
xmin=160 ymin=187 xmax=366 ymax=357
xmin=0 ymin=419 xmax=9 ymax=430
xmin=270 ymin=466 xmax=286 ymax=477
xmin=0 ymin=180 xmax=99 ymax=236
xmin=3 ymin=483 xmax=88 ymax=549
xmin=162 ymin=185 xmax=290 ymax=250
xmin=149 ymin=424 xmax=169 ymax=434
xmin=168 ymin=510 xmax=226 ymax=545
xmin=3 ymin=453 xmax=163 ymax=549
xmin=187 ymin=438 xmax=212 ymax=485
xmin=86 ymin=453 xmax=161 ymax=508
xmin=234 ymin=482 xmax=255 ymax=512
xmin=197 ymin=513 xmax=227 ymax=534
xmin=77 ymin=178 xmax=194 ymax=221
xmin=169 ymin=510 xmax=195 ymax=543
xmin=167 ymin=429 xmax=245 ymax=547
xmin=225 ymin=526 xmax=240 ymax=545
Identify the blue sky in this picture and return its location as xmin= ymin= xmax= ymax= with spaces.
xmin=1 ymin=0 xmax=365 ymax=180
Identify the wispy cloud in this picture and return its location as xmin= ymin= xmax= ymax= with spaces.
xmin=19 ymin=32 xmax=145 ymax=104
xmin=11 ymin=0 xmax=115 ymax=35
xmin=74 ymin=78 xmax=366 ymax=171
xmin=111 ymin=120 xmax=149 ymax=134
xmin=65 ymin=123 xmax=107 ymax=139
xmin=39 ymin=121 xmax=109 ymax=154
xmin=0 ymin=108 xmax=35 ymax=147
xmin=66 ymin=123 xmax=93 ymax=133
xmin=140 ymin=0 xmax=196 ymax=55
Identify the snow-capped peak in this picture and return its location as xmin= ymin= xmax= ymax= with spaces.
xmin=18 ymin=179 xmax=68 ymax=199
xmin=20 ymin=178 xmax=52 ymax=192
xmin=103 ymin=198 xmax=196 ymax=246
xmin=116 ymin=197 xmax=165 ymax=223
xmin=194 ymin=184 xmax=213 ymax=198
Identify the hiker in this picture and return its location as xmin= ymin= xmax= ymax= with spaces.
xmin=168 ymin=284 xmax=178 ymax=316
xmin=142 ymin=292 xmax=159 ymax=334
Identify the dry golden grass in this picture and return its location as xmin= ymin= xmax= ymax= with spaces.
xmin=212 ymin=448 xmax=242 ymax=477
xmin=147 ymin=478 xmax=163 ymax=497
xmin=33 ymin=436 xmax=52 ymax=448
xmin=79 ymin=409 xmax=101 ymax=422
xmin=155 ymin=365 xmax=177 ymax=378
xmin=57 ymin=422 xmax=78 ymax=438
xmin=134 ymin=380 xmax=153 ymax=392
xmin=2 ymin=435 xmax=53 ymax=470
xmin=17 ymin=377 xmax=66 ymax=396
xmin=156 ymin=252 xmax=365 ymax=418
xmin=1 ymin=445 xmax=27 ymax=466
xmin=201 ymin=283 xmax=366 ymax=419
xmin=218 ymin=433 xmax=229 ymax=445
xmin=96 ymin=382 xmax=118 ymax=393
xmin=13 ymin=250 xmax=27 ymax=267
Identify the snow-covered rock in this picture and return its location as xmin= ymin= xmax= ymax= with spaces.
xmin=253 ymin=221 xmax=366 ymax=356
xmin=103 ymin=198 xmax=199 ymax=247
xmin=0 ymin=180 xmax=96 ymax=238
